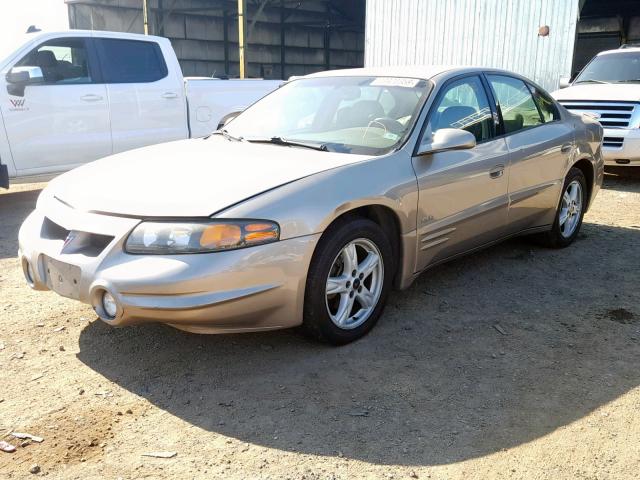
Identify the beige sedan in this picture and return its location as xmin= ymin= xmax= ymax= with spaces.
xmin=18 ymin=66 xmax=604 ymax=344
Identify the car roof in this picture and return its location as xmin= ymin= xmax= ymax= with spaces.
xmin=301 ymin=65 xmax=518 ymax=81
xmin=598 ymin=47 xmax=640 ymax=56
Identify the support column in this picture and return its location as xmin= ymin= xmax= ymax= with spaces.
xmin=238 ymin=0 xmax=248 ymax=78
xmin=223 ymin=8 xmax=230 ymax=75
xmin=142 ymin=0 xmax=149 ymax=35
xmin=280 ymin=0 xmax=286 ymax=79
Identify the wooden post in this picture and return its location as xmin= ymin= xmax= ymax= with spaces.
xmin=142 ymin=0 xmax=149 ymax=35
xmin=238 ymin=0 xmax=247 ymax=78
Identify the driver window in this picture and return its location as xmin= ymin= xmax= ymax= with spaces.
xmin=423 ymin=76 xmax=493 ymax=143
xmin=16 ymin=38 xmax=93 ymax=85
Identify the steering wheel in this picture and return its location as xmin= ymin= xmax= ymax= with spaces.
xmin=368 ymin=117 xmax=405 ymax=135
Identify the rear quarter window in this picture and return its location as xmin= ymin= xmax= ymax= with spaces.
xmin=530 ymin=86 xmax=560 ymax=122
xmin=95 ymin=38 xmax=168 ymax=84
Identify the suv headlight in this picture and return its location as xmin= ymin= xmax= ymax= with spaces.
xmin=125 ymin=220 xmax=280 ymax=254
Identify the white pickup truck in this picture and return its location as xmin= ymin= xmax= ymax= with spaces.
xmin=552 ymin=45 xmax=640 ymax=167
xmin=0 ymin=30 xmax=281 ymax=188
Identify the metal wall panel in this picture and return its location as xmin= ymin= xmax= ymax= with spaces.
xmin=67 ymin=0 xmax=365 ymax=79
xmin=365 ymin=0 xmax=580 ymax=91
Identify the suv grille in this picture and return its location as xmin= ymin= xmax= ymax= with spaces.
xmin=603 ymin=136 xmax=624 ymax=148
xmin=559 ymin=101 xmax=639 ymax=128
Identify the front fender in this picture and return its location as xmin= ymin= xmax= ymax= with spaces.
xmin=215 ymin=151 xmax=419 ymax=241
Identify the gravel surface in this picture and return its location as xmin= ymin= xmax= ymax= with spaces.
xmin=1 ymin=171 xmax=639 ymax=479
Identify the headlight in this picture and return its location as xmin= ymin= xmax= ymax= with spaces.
xmin=125 ymin=220 xmax=280 ymax=254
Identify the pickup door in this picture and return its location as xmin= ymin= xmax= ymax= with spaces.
xmin=94 ymin=37 xmax=188 ymax=154
xmin=0 ymin=37 xmax=111 ymax=174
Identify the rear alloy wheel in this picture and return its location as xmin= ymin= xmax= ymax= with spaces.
xmin=559 ymin=180 xmax=583 ymax=239
xmin=303 ymin=217 xmax=393 ymax=344
xmin=540 ymin=167 xmax=587 ymax=248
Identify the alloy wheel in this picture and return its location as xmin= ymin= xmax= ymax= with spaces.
xmin=325 ymin=238 xmax=384 ymax=330
xmin=559 ymin=180 xmax=583 ymax=238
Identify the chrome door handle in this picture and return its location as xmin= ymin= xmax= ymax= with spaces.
xmin=80 ymin=94 xmax=103 ymax=102
xmin=161 ymin=92 xmax=178 ymax=99
xmin=561 ymin=143 xmax=573 ymax=154
xmin=489 ymin=165 xmax=505 ymax=179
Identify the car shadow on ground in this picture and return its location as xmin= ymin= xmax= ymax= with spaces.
xmin=76 ymin=219 xmax=640 ymax=466
xmin=603 ymin=167 xmax=640 ymax=193
xmin=0 ymin=189 xmax=42 ymax=260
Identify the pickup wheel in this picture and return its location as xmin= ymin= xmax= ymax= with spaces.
xmin=302 ymin=217 xmax=393 ymax=345
xmin=540 ymin=167 xmax=587 ymax=248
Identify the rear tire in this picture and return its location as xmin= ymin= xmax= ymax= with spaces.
xmin=302 ymin=217 xmax=394 ymax=345
xmin=539 ymin=167 xmax=587 ymax=248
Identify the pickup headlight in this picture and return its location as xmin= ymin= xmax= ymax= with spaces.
xmin=125 ymin=220 xmax=280 ymax=254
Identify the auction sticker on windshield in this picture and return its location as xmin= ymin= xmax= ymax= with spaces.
xmin=370 ymin=77 xmax=422 ymax=88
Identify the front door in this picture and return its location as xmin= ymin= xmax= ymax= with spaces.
xmin=412 ymin=75 xmax=510 ymax=272
xmin=0 ymin=37 xmax=111 ymax=174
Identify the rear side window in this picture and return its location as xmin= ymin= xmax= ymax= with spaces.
xmin=95 ymin=39 xmax=167 ymax=83
xmin=530 ymin=86 xmax=560 ymax=122
xmin=487 ymin=75 xmax=543 ymax=134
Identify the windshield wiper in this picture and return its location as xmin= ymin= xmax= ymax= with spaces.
xmin=211 ymin=129 xmax=244 ymax=142
xmin=616 ymin=79 xmax=640 ymax=83
xmin=574 ymin=79 xmax=612 ymax=85
xmin=245 ymin=136 xmax=329 ymax=152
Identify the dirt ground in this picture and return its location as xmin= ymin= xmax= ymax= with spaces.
xmin=0 ymin=170 xmax=639 ymax=479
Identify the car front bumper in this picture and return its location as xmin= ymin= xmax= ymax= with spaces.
xmin=603 ymin=127 xmax=640 ymax=166
xmin=18 ymin=199 xmax=320 ymax=334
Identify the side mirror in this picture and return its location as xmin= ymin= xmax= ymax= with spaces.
xmin=6 ymin=66 xmax=44 ymax=97
xmin=559 ymin=77 xmax=571 ymax=89
xmin=217 ymin=111 xmax=241 ymax=130
xmin=417 ymin=128 xmax=476 ymax=156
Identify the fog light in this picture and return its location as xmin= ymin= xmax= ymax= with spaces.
xmin=102 ymin=291 xmax=118 ymax=318
xmin=22 ymin=258 xmax=35 ymax=287
xmin=26 ymin=262 xmax=35 ymax=283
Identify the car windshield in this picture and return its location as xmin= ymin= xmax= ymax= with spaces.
xmin=223 ymin=76 xmax=430 ymax=155
xmin=574 ymin=51 xmax=640 ymax=84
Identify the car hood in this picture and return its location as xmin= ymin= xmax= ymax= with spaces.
xmin=48 ymin=137 xmax=370 ymax=217
xmin=551 ymin=83 xmax=640 ymax=102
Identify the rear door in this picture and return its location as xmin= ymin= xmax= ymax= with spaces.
xmin=412 ymin=74 xmax=510 ymax=271
xmin=485 ymin=74 xmax=574 ymax=233
xmin=0 ymin=37 xmax=111 ymax=174
xmin=94 ymin=37 xmax=188 ymax=154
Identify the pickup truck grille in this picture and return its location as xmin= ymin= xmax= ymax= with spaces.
xmin=559 ymin=101 xmax=639 ymax=128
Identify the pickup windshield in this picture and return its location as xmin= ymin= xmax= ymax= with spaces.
xmin=223 ymin=76 xmax=430 ymax=155
xmin=574 ymin=51 xmax=640 ymax=84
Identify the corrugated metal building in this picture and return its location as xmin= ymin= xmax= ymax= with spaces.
xmin=365 ymin=0 xmax=640 ymax=92
xmin=365 ymin=0 xmax=580 ymax=91
xmin=65 ymin=0 xmax=365 ymax=79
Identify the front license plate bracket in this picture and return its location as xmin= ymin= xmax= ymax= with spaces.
xmin=43 ymin=256 xmax=81 ymax=299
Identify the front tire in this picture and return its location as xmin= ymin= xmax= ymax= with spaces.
xmin=303 ymin=217 xmax=394 ymax=345
xmin=540 ymin=167 xmax=587 ymax=248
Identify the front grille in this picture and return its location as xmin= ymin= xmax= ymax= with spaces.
xmin=41 ymin=217 xmax=114 ymax=257
xmin=603 ymin=136 xmax=624 ymax=148
xmin=41 ymin=217 xmax=70 ymax=240
xmin=559 ymin=101 xmax=639 ymax=128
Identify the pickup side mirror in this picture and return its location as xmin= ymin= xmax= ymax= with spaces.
xmin=417 ymin=128 xmax=476 ymax=156
xmin=6 ymin=66 xmax=44 ymax=97
xmin=559 ymin=76 xmax=571 ymax=89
